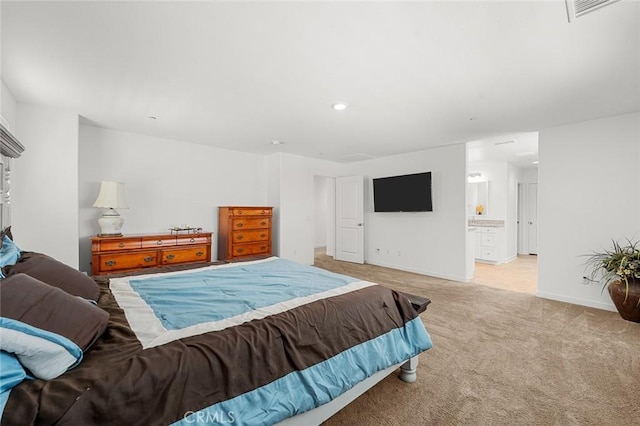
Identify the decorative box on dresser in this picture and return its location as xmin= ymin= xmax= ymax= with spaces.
xmin=91 ymin=232 xmax=212 ymax=276
xmin=218 ymin=206 xmax=273 ymax=262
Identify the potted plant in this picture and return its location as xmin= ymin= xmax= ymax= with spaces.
xmin=585 ymin=239 xmax=640 ymax=322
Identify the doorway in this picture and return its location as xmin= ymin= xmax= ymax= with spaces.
xmin=313 ymin=176 xmax=335 ymax=258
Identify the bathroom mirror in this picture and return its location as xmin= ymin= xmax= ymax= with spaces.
xmin=467 ymin=181 xmax=489 ymax=217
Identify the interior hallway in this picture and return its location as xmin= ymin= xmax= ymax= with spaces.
xmin=472 ymin=255 xmax=537 ymax=294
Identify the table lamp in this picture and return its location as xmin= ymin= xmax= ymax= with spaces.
xmin=93 ymin=181 xmax=128 ymax=236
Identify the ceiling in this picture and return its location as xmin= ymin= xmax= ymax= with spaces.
xmin=467 ymin=131 xmax=539 ymax=170
xmin=1 ymin=1 xmax=638 ymax=163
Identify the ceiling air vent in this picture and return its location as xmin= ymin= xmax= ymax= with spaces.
xmin=338 ymin=154 xmax=376 ymax=163
xmin=565 ymin=0 xmax=622 ymax=21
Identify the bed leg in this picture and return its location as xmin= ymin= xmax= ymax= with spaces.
xmin=398 ymin=356 xmax=419 ymax=383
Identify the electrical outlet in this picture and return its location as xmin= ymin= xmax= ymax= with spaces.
xmin=386 ymin=249 xmax=390 ymax=255
xmin=375 ymin=248 xmax=380 ymax=254
xmin=397 ymin=250 xmax=401 ymax=256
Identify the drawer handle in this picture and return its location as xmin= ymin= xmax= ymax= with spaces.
xmin=166 ymin=254 xmax=175 ymax=260
xmin=196 ymin=251 xmax=203 ymax=256
xmin=190 ymin=238 xmax=195 ymax=243
xmin=144 ymin=256 xmax=154 ymax=262
xmin=238 ymin=210 xmax=243 ymax=215
xmin=237 ymin=235 xmax=244 ymax=240
xmin=261 ymin=210 xmax=266 ymax=214
xmin=260 ymin=221 xmax=266 ymax=226
xmin=157 ymin=240 xmax=163 ymax=245
xmin=260 ymin=234 xmax=266 ymax=238
xmin=237 ymin=248 xmax=244 ymax=254
xmin=237 ymin=223 xmax=243 ymax=228
xmin=118 ymin=242 xmax=125 ymax=248
xmin=261 ymin=246 xmax=266 ymax=250
xmin=105 ymin=260 xmax=116 ymax=266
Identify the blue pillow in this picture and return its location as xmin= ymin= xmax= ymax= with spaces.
xmin=0 ymin=317 xmax=83 ymax=380
xmin=0 ymin=350 xmax=26 ymax=393
xmin=0 ymin=236 xmax=21 ymax=277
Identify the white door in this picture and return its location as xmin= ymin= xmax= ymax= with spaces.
xmin=527 ymin=183 xmax=538 ymax=255
xmin=335 ymin=176 xmax=364 ymax=264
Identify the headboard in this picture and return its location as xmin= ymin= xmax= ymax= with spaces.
xmin=0 ymin=122 xmax=25 ymax=228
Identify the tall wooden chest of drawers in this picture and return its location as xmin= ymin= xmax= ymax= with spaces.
xmin=218 ymin=206 xmax=273 ymax=262
xmin=91 ymin=232 xmax=212 ymax=275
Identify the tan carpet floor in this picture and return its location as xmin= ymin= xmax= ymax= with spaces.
xmin=313 ymin=253 xmax=640 ymax=426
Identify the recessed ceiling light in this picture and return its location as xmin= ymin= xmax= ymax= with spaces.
xmin=332 ymin=103 xmax=348 ymax=111
xmin=271 ymin=140 xmax=284 ymax=145
xmin=532 ymin=161 xmax=539 ymax=164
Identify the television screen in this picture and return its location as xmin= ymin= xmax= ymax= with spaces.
xmin=373 ymin=172 xmax=432 ymax=212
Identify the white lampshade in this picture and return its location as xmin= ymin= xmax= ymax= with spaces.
xmin=93 ymin=181 xmax=128 ymax=209
xmin=93 ymin=181 xmax=128 ymax=236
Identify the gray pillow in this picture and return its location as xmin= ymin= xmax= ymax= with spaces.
xmin=3 ymin=251 xmax=100 ymax=301
xmin=0 ymin=273 xmax=109 ymax=352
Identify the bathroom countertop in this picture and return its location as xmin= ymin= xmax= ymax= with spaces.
xmin=468 ymin=219 xmax=505 ymax=227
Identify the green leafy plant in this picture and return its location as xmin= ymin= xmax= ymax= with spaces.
xmin=585 ymin=239 xmax=640 ymax=304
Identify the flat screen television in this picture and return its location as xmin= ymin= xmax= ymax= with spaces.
xmin=373 ymin=171 xmax=432 ymax=212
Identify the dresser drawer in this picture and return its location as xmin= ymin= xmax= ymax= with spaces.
xmin=232 ymin=218 xmax=271 ymax=230
xmin=232 ymin=208 xmax=272 ymax=217
xmin=232 ymin=229 xmax=270 ymax=243
xmin=176 ymin=235 xmax=210 ymax=245
xmin=161 ymin=246 xmax=209 ymax=265
xmin=99 ymin=239 xmax=142 ymax=251
xmin=97 ymin=251 xmax=158 ymax=272
xmin=142 ymin=236 xmax=176 ymax=248
xmin=232 ymin=242 xmax=270 ymax=257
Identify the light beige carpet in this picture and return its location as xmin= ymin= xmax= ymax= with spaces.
xmin=314 ymin=254 xmax=640 ymax=426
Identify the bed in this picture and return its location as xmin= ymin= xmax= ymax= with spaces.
xmin=0 ymin=247 xmax=432 ymax=425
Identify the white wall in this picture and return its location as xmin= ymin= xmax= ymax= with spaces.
xmin=537 ymin=112 xmax=640 ymax=311
xmin=313 ymin=176 xmax=330 ymax=248
xmin=266 ymin=153 xmax=282 ymax=257
xmin=13 ymin=104 xmax=80 ymax=267
xmin=347 ymin=144 xmax=468 ymax=282
xmin=1 ymin=79 xmax=17 ymax=129
xmin=78 ymin=125 xmax=268 ymax=272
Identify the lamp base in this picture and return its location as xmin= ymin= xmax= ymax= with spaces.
xmin=97 ymin=208 xmax=124 ymax=237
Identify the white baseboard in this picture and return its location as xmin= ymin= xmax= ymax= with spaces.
xmin=365 ymin=259 xmax=466 ymax=283
xmin=535 ymin=291 xmax=617 ymax=312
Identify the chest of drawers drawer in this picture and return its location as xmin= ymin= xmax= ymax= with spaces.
xmin=232 ymin=242 xmax=270 ymax=257
xmin=232 ymin=208 xmax=272 ymax=217
xmin=232 ymin=218 xmax=271 ymax=230
xmin=232 ymin=229 xmax=270 ymax=243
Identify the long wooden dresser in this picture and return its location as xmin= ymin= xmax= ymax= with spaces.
xmin=91 ymin=232 xmax=212 ymax=275
xmin=218 ymin=206 xmax=273 ymax=262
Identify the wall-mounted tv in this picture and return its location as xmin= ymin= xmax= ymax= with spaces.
xmin=373 ymin=171 xmax=433 ymax=212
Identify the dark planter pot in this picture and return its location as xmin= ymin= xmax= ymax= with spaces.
xmin=608 ymin=279 xmax=640 ymax=323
